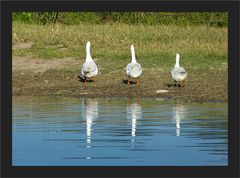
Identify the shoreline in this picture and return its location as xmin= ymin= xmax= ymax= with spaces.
xmin=12 ymin=93 xmax=227 ymax=104
xmin=12 ymin=57 xmax=228 ymax=104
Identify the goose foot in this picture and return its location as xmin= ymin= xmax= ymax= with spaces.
xmin=178 ymin=82 xmax=181 ymax=87
xmin=178 ymin=80 xmax=185 ymax=88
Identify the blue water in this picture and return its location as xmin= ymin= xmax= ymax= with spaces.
xmin=12 ymin=96 xmax=228 ymax=166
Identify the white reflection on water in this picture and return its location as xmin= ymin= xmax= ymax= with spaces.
xmin=82 ymin=99 xmax=98 ymax=148
xmin=172 ymin=104 xmax=186 ymax=136
xmin=127 ymin=99 xmax=142 ymax=145
xmin=12 ymin=96 xmax=228 ymax=166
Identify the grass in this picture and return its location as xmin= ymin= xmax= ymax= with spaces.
xmin=13 ymin=21 xmax=227 ymax=71
xmin=13 ymin=12 xmax=228 ymax=27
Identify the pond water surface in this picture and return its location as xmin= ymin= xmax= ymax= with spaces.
xmin=13 ymin=96 xmax=228 ymax=166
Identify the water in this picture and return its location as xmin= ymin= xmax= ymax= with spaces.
xmin=12 ymin=96 xmax=228 ymax=166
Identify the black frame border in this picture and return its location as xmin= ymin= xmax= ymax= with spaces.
xmin=1 ymin=1 xmax=239 ymax=178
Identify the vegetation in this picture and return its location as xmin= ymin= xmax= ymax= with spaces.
xmin=13 ymin=21 xmax=227 ymax=69
xmin=12 ymin=12 xmax=228 ymax=27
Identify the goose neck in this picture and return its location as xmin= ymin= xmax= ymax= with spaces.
xmin=86 ymin=53 xmax=92 ymax=62
xmin=131 ymin=46 xmax=137 ymax=64
xmin=175 ymin=54 xmax=180 ymax=68
xmin=86 ymin=43 xmax=92 ymax=61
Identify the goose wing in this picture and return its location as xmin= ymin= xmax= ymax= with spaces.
xmin=171 ymin=67 xmax=187 ymax=81
xmin=81 ymin=61 xmax=98 ymax=77
xmin=126 ymin=63 xmax=142 ymax=78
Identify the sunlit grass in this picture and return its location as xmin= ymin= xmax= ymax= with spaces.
xmin=12 ymin=21 xmax=227 ymax=71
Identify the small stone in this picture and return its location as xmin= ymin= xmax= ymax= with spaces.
xmin=156 ymin=89 xmax=170 ymax=94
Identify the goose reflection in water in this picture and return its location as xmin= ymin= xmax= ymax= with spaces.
xmin=82 ymin=99 xmax=98 ymax=149
xmin=127 ymin=99 xmax=142 ymax=147
xmin=172 ymin=104 xmax=186 ymax=136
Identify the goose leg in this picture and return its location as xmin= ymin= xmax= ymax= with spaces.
xmin=93 ymin=76 xmax=96 ymax=84
xmin=84 ymin=76 xmax=86 ymax=83
xmin=137 ymin=78 xmax=140 ymax=85
xmin=181 ymin=80 xmax=185 ymax=87
xmin=128 ymin=76 xmax=130 ymax=85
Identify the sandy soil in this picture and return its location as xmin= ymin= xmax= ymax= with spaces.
xmin=12 ymin=57 xmax=228 ymax=103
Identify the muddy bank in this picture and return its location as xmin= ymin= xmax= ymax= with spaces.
xmin=12 ymin=58 xmax=227 ymax=103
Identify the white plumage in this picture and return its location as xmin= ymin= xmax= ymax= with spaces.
xmin=81 ymin=41 xmax=98 ymax=83
xmin=171 ymin=54 xmax=187 ymax=87
xmin=126 ymin=45 xmax=142 ymax=85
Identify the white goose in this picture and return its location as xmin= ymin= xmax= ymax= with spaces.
xmin=171 ymin=53 xmax=187 ymax=87
xmin=81 ymin=41 xmax=98 ymax=83
xmin=126 ymin=45 xmax=142 ymax=85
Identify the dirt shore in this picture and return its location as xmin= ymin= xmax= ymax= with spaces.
xmin=12 ymin=57 xmax=228 ymax=103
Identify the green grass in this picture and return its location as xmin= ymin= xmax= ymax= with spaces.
xmin=12 ymin=21 xmax=228 ymax=71
xmin=13 ymin=12 xmax=228 ymax=27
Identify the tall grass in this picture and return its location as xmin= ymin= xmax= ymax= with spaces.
xmin=12 ymin=21 xmax=227 ymax=71
xmin=12 ymin=12 xmax=228 ymax=27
